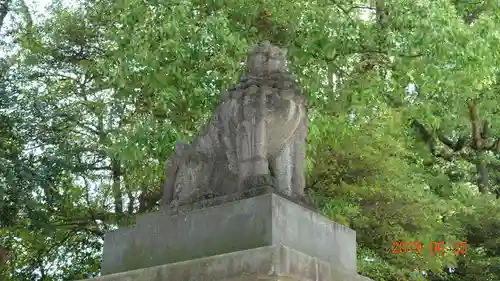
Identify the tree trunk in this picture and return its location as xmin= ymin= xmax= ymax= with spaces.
xmin=111 ymin=159 xmax=123 ymax=214
xmin=476 ymin=151 xmax=489 ymax=194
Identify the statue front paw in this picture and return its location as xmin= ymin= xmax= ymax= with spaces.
xmin=241 ymin=174 xmax=275 ymax=191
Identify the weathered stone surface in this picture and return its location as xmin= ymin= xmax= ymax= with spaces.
xmin=80 ymin=245 xmax=373 ymax=281
xmin=101 ymin=193 xmax=356 ymax=276
xmin=162 ymin=41 xmax=308 ymax=209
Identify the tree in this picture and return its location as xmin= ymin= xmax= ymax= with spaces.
xmin=1 ymin=0 xmax=499 ymax=280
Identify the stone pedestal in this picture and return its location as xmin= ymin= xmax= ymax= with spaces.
xmin=79 ymin=192 xmax=374 ymax=281
xmin=85 ymin=245 xmax=372 ymax=281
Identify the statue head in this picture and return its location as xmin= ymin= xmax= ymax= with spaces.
xmin=246 ymin=41 xmax=288 ymax=76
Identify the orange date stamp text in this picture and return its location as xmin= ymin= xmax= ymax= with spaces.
xmin=392 ymin=241 xmax=468 ymax=256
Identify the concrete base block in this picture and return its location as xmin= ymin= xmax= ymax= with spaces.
xmin=101 ymin=192 xmax=357 ymax=275
xmin=82 ymin=245 xmax=373 ymax=281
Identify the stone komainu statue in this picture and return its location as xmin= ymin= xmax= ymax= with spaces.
xmin=162 ymin=41 xmax=308 ymax=208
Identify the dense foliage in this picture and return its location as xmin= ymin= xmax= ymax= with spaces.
xmin=1 ymin=0 xmax=499 ymax=280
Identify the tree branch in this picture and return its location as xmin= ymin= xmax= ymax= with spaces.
xmin=0 ymin=0 xmax=12 ymax=30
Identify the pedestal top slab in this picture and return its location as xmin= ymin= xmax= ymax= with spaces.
xmin=101 ymin=192 xmax=357 ymax=275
